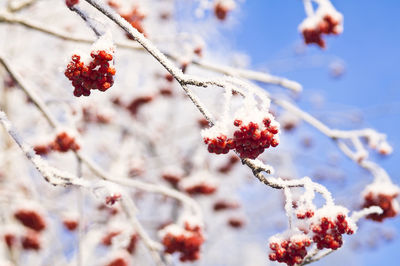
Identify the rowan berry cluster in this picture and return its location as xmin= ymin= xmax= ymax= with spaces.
xmin=3 ymin=229 xmax=41 ymax=251
xmin=203 ymin=116 xmax=279 ymax=159
xmin=310 ymin=211 xmax=355 ymax=250
xmin=34 ymin=132 xmax=80 ymax=155
xmin=296 ymin=209 xmax=314 ymax=219
xmin=63 ymin=219 xmax=78 ymax=231
xmin=65 ymin=50 xmax=115 ymax=97
xmin=108 ymin=3 xmax=147 ymax=37
xmin=362 ymin=182 xmax=399 ymax=222
xmin=213 ymin=200 xmax=239 ymax=211
xmin=180 ymin=172 xmax=218 ymax=196
xmin=162 ymin=167 xmax=184 ymax=187
xmin=21 ymin=231 xmax=41 ymax=251
xmin=160 ymin=222 xmax=204 ymax=262
xmin=268 ymin=234 xmax=311 ymax=266
xmin=228 ymin=217 xmax=244 ymax=228
xmin=184 ymin=184 xmax=216 ymax=195
xmin=214 ymin=0 xmax=236 ymax=21
xmin=299 ymin=3 xmax=343 ymax=48
xmin=14 ymin=209 xmax=46 ymax=232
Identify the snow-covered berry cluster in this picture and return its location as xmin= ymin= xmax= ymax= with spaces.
xmin=310 ymin=206 xmax=355 ymax=250
xmin=296 ymin=209 xmax=314 ymax=220
xmin=65 ymin=50 xmax=115 ymax=97
xmin=21 ymin=231 xmax=41 ymax=251
xmin=214 ymin=0 xmax=236 ymax=21
xmin=108 ymin=3 xmax=147 ymax=37
xmin=159 ymin=220 xmax=204 ymax=262
xmin=213 ymin=200 xmax=239 ymax=211
xmin=180 ymin=171 xmax=217 ymax=196
xmin=162 ymin=167 xmax=184 ymax=187
xmin=267 ymin=204 xmax=358 ymax=265
xmin=203 ymin=114 xmax=279 ymax=159
xmin=3 ymin=226 xmax=42 ymax=251
xmin=52 ymin=132 xmax=80 ymax=152
xmin=362 ymin=182 xmax=399 ymax=222
xmin=14 ymin=209 xmax=46 ymax=232
xmin=268 ymin=233 xmax=311 ymax=266
xmin=299 ymin=3 xmax=343 ymax=48
xmin=34 ymin=131 xmax=80 ymax=155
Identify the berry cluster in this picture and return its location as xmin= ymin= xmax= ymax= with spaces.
xmin=63 ymin=219 xmax=79 ymax=231
xmin=296 ymin=209 xmax=314 ymax=219
xmin=228 ymin=217 xmax=244 ymax=229
xmin=184 ymin=184 xmax=217 ymax=196
xmin=14 ymin=209 xmax=46 ymax=232
xmin=105 ymin=193 xmax=122 ymax=205
xmin=21 ymin=230 xmax=41 ymax=251
xmin=311 ymin=213 xmax=354 ymax=250
xmin=108 ymin=3 xmax=147 ymax=38
xmin=363 ymin=192 xmax=399 ymax=222
xmin=180 ymin=172 xmax=218 ymax=196
xmin=35 ymin=131 xmax=80 ymax=155
xmin=65 ymin=51 xmax=115 ymax=97
xmin=268 ymin=235 xmax=311 ymax=266
xmin=299 ymin=5 xmax=343 ymax=48
xmin=161 ymin=222 xmax=204 ymax=262
xmin=214 ymin=0 xmax=235 ymax=21
xmin=361 ymin=183 xmax=399 ymax=222
xmin=213 ymin=200 xmax=239 ymax=211
xmin=51 ymin=132 xmax=80 ymax=152
xmin=203 ymin=117 xmax=279 ymax=159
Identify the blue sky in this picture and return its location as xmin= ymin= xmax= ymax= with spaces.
xmin=221 ymin=1 xmax=400 ymax=265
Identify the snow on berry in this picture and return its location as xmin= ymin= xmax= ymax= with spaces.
xmin=65 ymin=34 xmax=116 ymax=97
xmin=62 ymin=212 xmax=79 ymax=231
xmin=202 ymin=106 xmax=279 ymax=159
xmin=268 ymin=232 xmax=311 ymax=266
xmin=159 ymin=220 xmax=204 ymax=262
xmin=362 ymin=182 xmax=399 ymax=222
xmin=162 ymin=166 xmax=185 ymax=187
xmin=310 ymin=205 xmax=356 ymax=250
xmin=299 ymin=2 xmax=343 ymax=48
xmin=180 ymin=171 xmax=218 ymax=196
xmin=51 ymin=131 xmax=80 ymax=152
xmin=109 ymin=3 xmax=147 ymax=38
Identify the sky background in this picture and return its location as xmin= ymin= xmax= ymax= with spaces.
xmin=217 ymin=1 xmax=400 ymax=265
